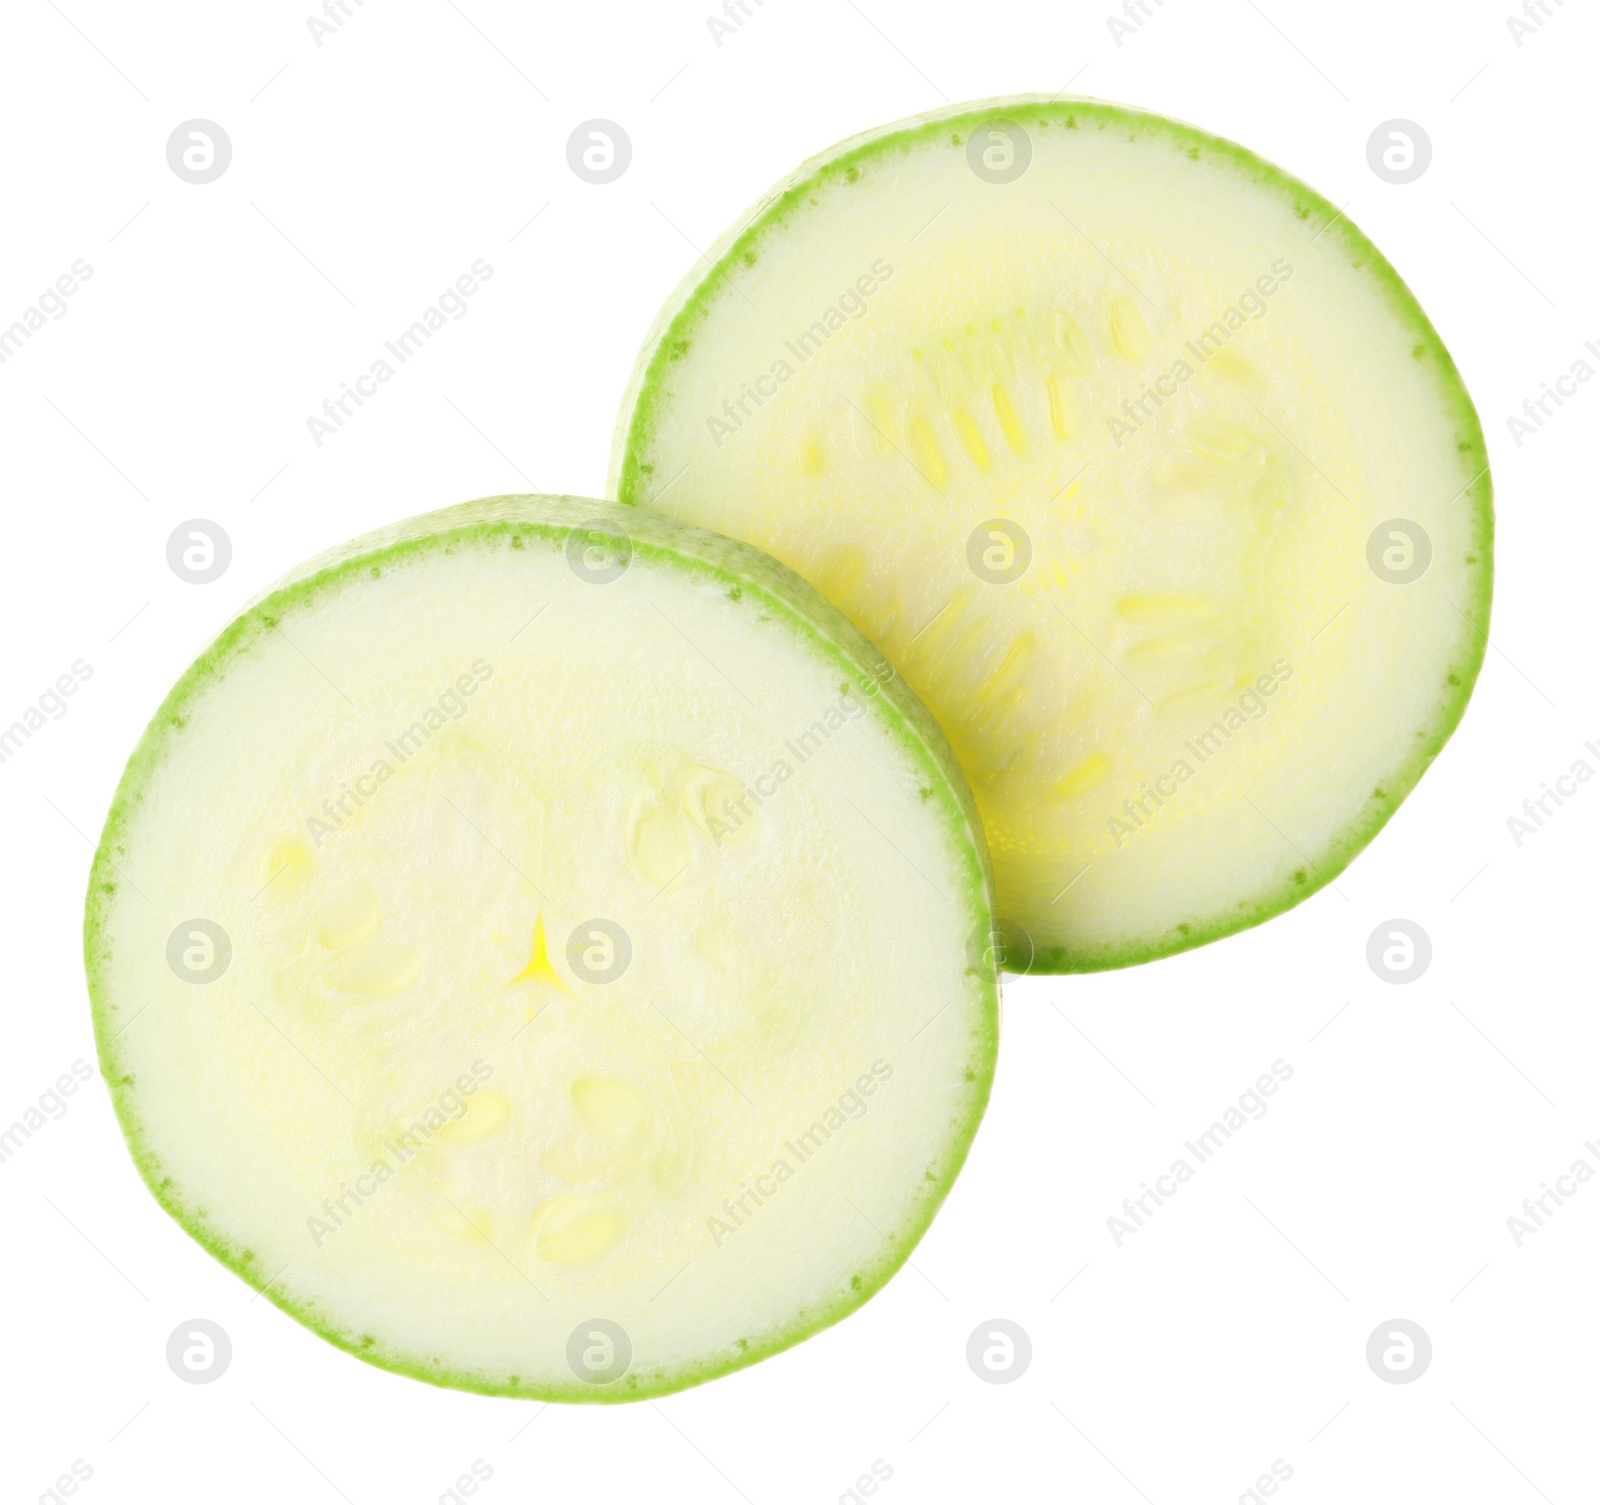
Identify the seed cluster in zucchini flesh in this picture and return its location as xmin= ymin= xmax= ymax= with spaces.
xmin=86 ymin=496 xmax=997 ymax=1401
xmin=612 ymin=96 xmax=1493 ymax=972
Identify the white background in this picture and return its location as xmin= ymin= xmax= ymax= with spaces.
xmin=2 ymin=0 xmax=1594 ymax=1501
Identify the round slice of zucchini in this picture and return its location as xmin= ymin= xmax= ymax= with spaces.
xmin=85 ymin=495 xmax=997 ymax=1400
xmin=612 ymin=96 xmax=1493 ymax=971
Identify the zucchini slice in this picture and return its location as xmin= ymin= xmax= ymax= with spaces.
xmin=612 ymin=97 xmax=1493 ymax=971
xmin=86 ymin=495 xmax=997 ymax=1400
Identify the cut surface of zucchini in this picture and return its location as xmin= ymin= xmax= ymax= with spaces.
xmin=613 ymin=97 xmax=1492 ymax=971
xmin=86 ymin=495 xmax=997 ymax=1400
